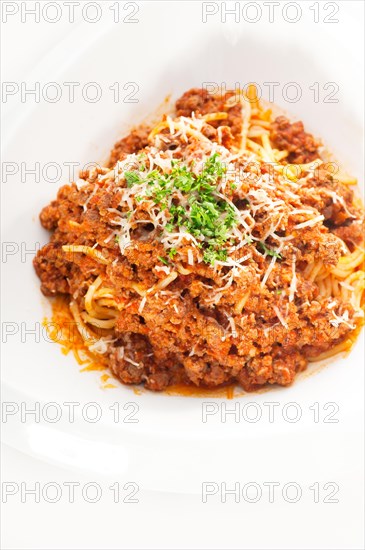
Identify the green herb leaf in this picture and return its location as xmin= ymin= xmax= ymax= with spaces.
xmin=258 ymin=242 xmax=282 ymax=259
xmin=122 ymin=154 xmax=247 ymax=266
xmin=124 ymin=171 xmax=141 ymax=187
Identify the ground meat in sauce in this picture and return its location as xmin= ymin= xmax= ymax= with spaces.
xmin=108 ymin=125 xmax=150 ymax=167
xmin=270 ymin=115 xmax=319 ymax=164
xmin=176 ymin=88 xmax=243 ymax=141
xmin=33 ymin=88 xmax=364 ymax=392
xmin=333 ymin=221 xmax=365 ymax=250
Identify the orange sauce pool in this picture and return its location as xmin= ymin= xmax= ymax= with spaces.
xmin=43 ymin=296 xmax=117 ymax=390
xmin=164 ymin=383 xmax=243 ymax=399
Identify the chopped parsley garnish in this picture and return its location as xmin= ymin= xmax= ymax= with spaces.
xmin=158 ymin=256 xmax=169 ymax=265
xmin=123 ymin=154 xmax=243 ymax=265
xmin=258 ymin=241 xmax=282 ymax=259
xmin=125 ymin=171 xmax=141 ymax=187
xmin=203 ymin=247 xmax=228 ymax=265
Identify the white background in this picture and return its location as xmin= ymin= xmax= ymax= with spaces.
xmin=1 ymin=2 xmax=364 ymax=549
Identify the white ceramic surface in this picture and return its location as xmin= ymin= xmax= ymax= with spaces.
xmin=2 ymin=2 xmax=364 ymax=496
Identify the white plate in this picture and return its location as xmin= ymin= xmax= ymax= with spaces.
xmin=2 ymin=2 xmax=364 ymax=494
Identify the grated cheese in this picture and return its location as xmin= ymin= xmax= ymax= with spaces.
xmin=227 ymin=316 xmax=238 ymax=338
xmin=329 ymin=310 xmax=355 ymax=329
xmin=138 ymin=296 xmax=147 ymax=314
xmin=273 ymin=305 xmax=289 ymax=329
xmin=294 ymin=215 xmax=325 ymax=230
xmin=289 ymin=256 xmax=297 ymax=302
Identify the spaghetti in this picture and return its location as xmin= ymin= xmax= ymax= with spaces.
xmin=34 ymin=86 xmax=364 ymax=391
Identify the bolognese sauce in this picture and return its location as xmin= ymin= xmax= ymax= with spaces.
xmin=34 ymin=87 xmax=365 ymax=392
